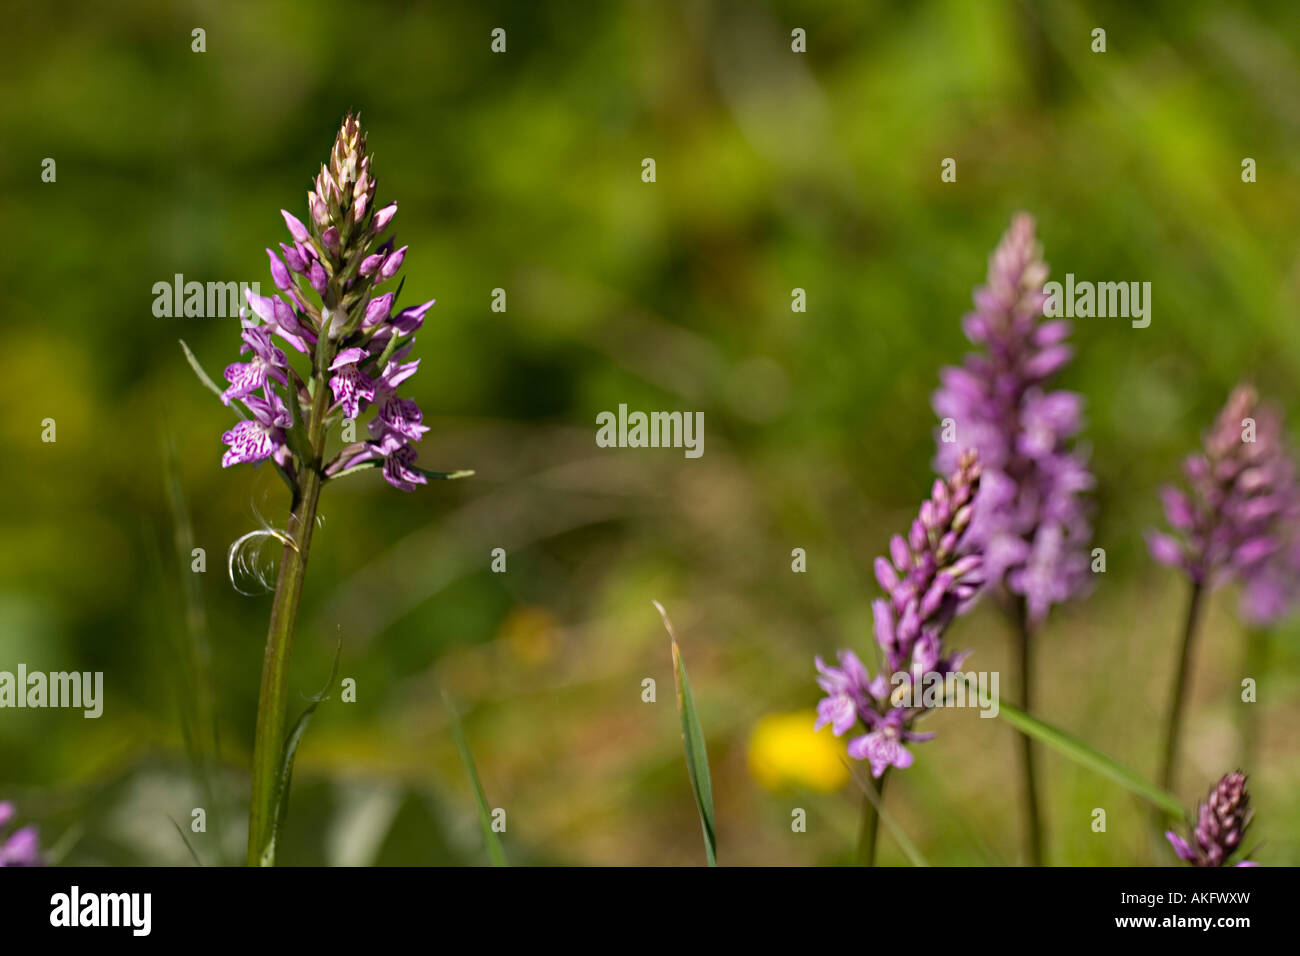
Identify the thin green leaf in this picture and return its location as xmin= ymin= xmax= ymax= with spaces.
xmin=654 ymin=600 xmax=717 ymax=866
xmin=329 ymin=459 xmax=382 ymax=482
xmin=271 ymin=460 xmax=299 ymax=497
xmin=327 ymin=463 xmax=473 ymax=483
xmin=261 ymin=637 xmax=343 ymax=866
xmin=997 ymin=702 xmax=1185 ymax=818
xmin=168 ymin=815 xmax=204 ymax=866
xmin=162 ymin=427 xmax=228 ymax=861
xmin=280 ymin=372 xmax=312 ymax=464
xmin=180 ymin=339 xmax=245 ymax=419
xmin=841 ymin=760 xmax=929 ymax=867
xmin=371 ymin=328 xmax=408 ymax=374
xmin=442 ymin=690 xmax=508 ymax=866
xmin=416 ymin=467 xmax=475 ymax=480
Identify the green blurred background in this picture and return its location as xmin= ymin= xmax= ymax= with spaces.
xmin=2 ymin=0 xmax=1299 ymax=865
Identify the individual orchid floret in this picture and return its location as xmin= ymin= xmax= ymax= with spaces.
xmin=369 ymin=395 xmax=430 ymax=445
xmin=328 ymin=432 xmax=429 ymax=492
xmin=279 ymin=242 xmax=307 ymax=274
xmin=221 ymin=327 xmax=288 ymax=406
xmin=280 ymin=209 xmax=310 ymax=243
xmin=1240 ymin=536 xmax=1300 ymax=626
xmin=848 ymin=706 xmax=937 ymax=778
xmin=327 ymin=347 xmax=375 ymax=420
xmin=392 ymin=299 xmax=435 ymax=335
xmin=379 ymin=246 xmax=407 ymax=281
xmin=379 ymin=439 xmax=427 ymax=493
xmin=372 ymin=202 xmax=397 ymax=234
xmin=362 ymin=292 xmax=395 ymax=329
xmin=373 ymin=343 xmax=420 ymax=394
xmin=1166 ymin=772 xmax=1258 ymax=867
xmin=814 ymin=650 xmax=883 ymax=737
xmin=221 ymin=388 xmax=291 ymax=468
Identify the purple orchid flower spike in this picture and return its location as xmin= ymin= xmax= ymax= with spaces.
xmin=180 ymin=113 xmax=472 ymax=866
xmin=1151 ymin=385 xmax=1300 ymax=796
xmin=814 ymin=449 xmax=985 ymax=780
xmin=1166 ymin=772 xmax=1258 ymax=867
xmin=1148 ymin=384 xmax=1300 ymax=615
xmin=932 ymin=213 xmax=1094 ymax=626
xmin=931 ymin=213 xmax=1092 ymax=867
xmin=814 ymin=451 xmax=984 ymax=866
xmin=186 ymin=112 xmax=469 ymax=496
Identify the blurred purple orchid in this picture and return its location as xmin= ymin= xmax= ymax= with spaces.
xmin=1166 ymin=772 xmax=1258 ymax=867
xmin=932 ymin=213 xmax=1094 ymax=626
xmin=0 ymin=802 xmax=42 ymax=867
xmin=1149 ymin=384 xmax=1300 ymax=623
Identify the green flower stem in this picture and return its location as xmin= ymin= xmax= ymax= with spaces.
xmin=1012 ymin=597 xmax=1045 ymax=866
xmin=246 ymin=366 xmax=332 ymax=867
xmin=1239 ymin=628 xmax=1264 ymax=771
xmin=1159 ymin=579 xmax=1205 ymax=798
xmin=855 ymin=769 xmax=889 ymax=866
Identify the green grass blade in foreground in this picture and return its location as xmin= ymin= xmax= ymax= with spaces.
xmin=442 ymin=691 xmax=508 ymax=866
xmin=263 ymin=639 xmax=343 ymax=866
xmin=653 ymin=600 xmax=717 ymax=866
xmin=997 ymin=702 xmax=1184 ymax=819
xmin=842 ymin=760 xmax=929 ymax=867
xmin=169 ymin=815 xmax=204 ymax=866
xmin=162 ymin=427 xmax=227 ymax=861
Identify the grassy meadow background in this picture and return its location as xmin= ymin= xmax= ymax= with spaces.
xmin=2 ymin=0 xmax=1299 ymax=865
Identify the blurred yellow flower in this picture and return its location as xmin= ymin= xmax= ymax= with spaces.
xmin=748 ymin=710 xmax=849 ymax=793
xmin=499 ymin=605 xmax=560 ymax=667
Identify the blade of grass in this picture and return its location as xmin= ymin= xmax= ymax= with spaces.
xmin=442 ymin=690 xmax=508 ymax=866
xmin=42 ymin=823 xmax=84 ymax=866
xmin=168 ymin=815 xmax=204 ymax=866
xmin=653 ymin=600 xmax=717 ymax=866
xmin=997 ymin=702 xmax=1184 ymax=819
xmin=180 ymin=339 xmax=245 ymax=418
xmin=842 ymin=759 xmax=929 ymax=867
xmin=415 ymin=467 xmax=475 ymax=480
xmin=161 ymin=426 xmax=228 ymax=861
xmin=262 ymin=637 xmax=343 ymax=866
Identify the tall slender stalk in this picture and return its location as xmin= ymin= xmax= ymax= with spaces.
xmin=1239 ymin=628 xmax=1264 ymax=772
xmin=1158 ymin=580 xmax=1205 ymax=797
xmin=855 ymin=770 xmax=888 ymax=866
xmin=200 ymin=115 xmax=467 ymax=865
xmin=1011 ymin=597 xmax=1044 ymax=866
xmin=246 ymin=376 xmax=331 ymax=866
